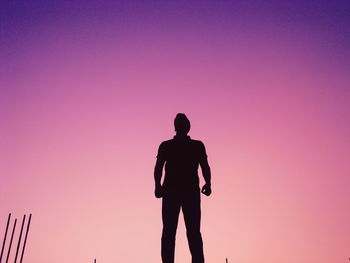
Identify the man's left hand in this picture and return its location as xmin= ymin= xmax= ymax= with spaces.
xmin=155 ymin=185 xmax=164 ymax=198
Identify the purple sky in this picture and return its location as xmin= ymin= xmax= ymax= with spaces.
xmin=1 ymin=1 xmax=350 ymax=263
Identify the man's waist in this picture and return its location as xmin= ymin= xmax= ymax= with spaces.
xmin=163 ymin=176 xmax=199 ymax=188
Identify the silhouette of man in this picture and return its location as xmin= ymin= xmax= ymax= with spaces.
xmin=154 ymin=113 xmax=212 ymax=263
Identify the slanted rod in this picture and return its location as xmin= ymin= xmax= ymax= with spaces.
xmin=0 ymin=213 xmax=11 ymax=263
xmin=5 ymin=218 xmax=17 ymax=263
xmin=14 ymin=215 xmax=26 ymax=263
xmin=19 ymin=214 xmax=31 ymax=263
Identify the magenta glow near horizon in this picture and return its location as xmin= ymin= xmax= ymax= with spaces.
xmin=1 ymin=1 xmax=349 ymax=263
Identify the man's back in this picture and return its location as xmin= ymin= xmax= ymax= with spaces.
xmin=157 ymin=135 xmax=207 ymax=191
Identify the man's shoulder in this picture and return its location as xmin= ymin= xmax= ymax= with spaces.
xmin=159 ymin=139 xmax=173 ymax=147
xmin=189 ymin=138 xmax=205 ymax=146
xmin=159 ymin=137 xmax=205 ymax=147
xmin=189 ymin=138 xmax=203 ymax=143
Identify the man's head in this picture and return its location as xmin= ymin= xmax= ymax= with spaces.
xmin=174 ymin=113 xmax=191 ymax=135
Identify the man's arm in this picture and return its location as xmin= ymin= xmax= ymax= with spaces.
xmin=199 ymin=158 xmax=212 ymax=196
xmin=154 ymin=158 xmax=165 ymax=198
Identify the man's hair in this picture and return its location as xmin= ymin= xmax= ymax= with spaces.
xmin=174 ymin=113 xmax=191 ymax=134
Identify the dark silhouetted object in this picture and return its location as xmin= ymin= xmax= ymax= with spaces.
xmin=0 ymin=214 xmax=32 ymax=263
xmin=0 ymin=213 xmax=11 ymax=263
xmin=154 ymin=113 xmax=212 ymax=263
xmin=20 ymin=214 xmax=31 ymax=263
xmin=6 ymin=218 xmax=16 ymax=263
xmin=14 ymin=215 xmax=26 ymax=263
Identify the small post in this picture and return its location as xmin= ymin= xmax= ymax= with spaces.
xmin=94 ymin=259 xmax=96 ymax=263
xmin=226 ymin=258 xmax=228 ymax=263
xmin=5 ymin=218 xmax=17 ymax=263
xmin=0 ymin=213 xmax=11 ymax=263
xmin=19 ymin=214 xmax=31 ymax=263
xmin=14 ymin=215 xmax=26 ymax=263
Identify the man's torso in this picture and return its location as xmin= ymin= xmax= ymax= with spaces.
xmin=157 ymin=136 xmax=207 ymax=191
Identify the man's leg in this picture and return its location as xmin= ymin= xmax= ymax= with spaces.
xmin=162 ymin=193 xmax=181 ymax=263
xmin=182 ymin=190 xmax=204 ymax=263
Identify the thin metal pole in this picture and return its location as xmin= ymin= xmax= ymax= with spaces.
xmin=0 ymin=213 xmax=11 ymax=263
xmin=14 ymin=215 xmax=26 ymax=263
xmin=5 ymin=218 xmax=16 ymax=263
xmin=19 ymin=214 xmax=31 ymax=263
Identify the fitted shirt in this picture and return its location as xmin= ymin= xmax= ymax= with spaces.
xmin=157 ymin=135 xmax=207 ymax=190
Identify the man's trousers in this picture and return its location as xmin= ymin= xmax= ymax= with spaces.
xmin=161 ymin=189 xmax=204 ymax=263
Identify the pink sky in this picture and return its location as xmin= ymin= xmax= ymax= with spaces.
xmin=1 ymin=1 xmax=350 ymax=263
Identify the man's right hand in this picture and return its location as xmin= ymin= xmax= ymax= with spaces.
xmin=201 ymin=184 xmax=212 ymax=196
xmin=155 ymin=185 xmax=163 ymax=198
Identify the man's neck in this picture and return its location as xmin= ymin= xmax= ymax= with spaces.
xmin=174 ymin=133 xmax=190 ymax=139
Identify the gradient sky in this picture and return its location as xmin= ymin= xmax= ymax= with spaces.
xmin=1 ymin=1 xmax=350 ymax=263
